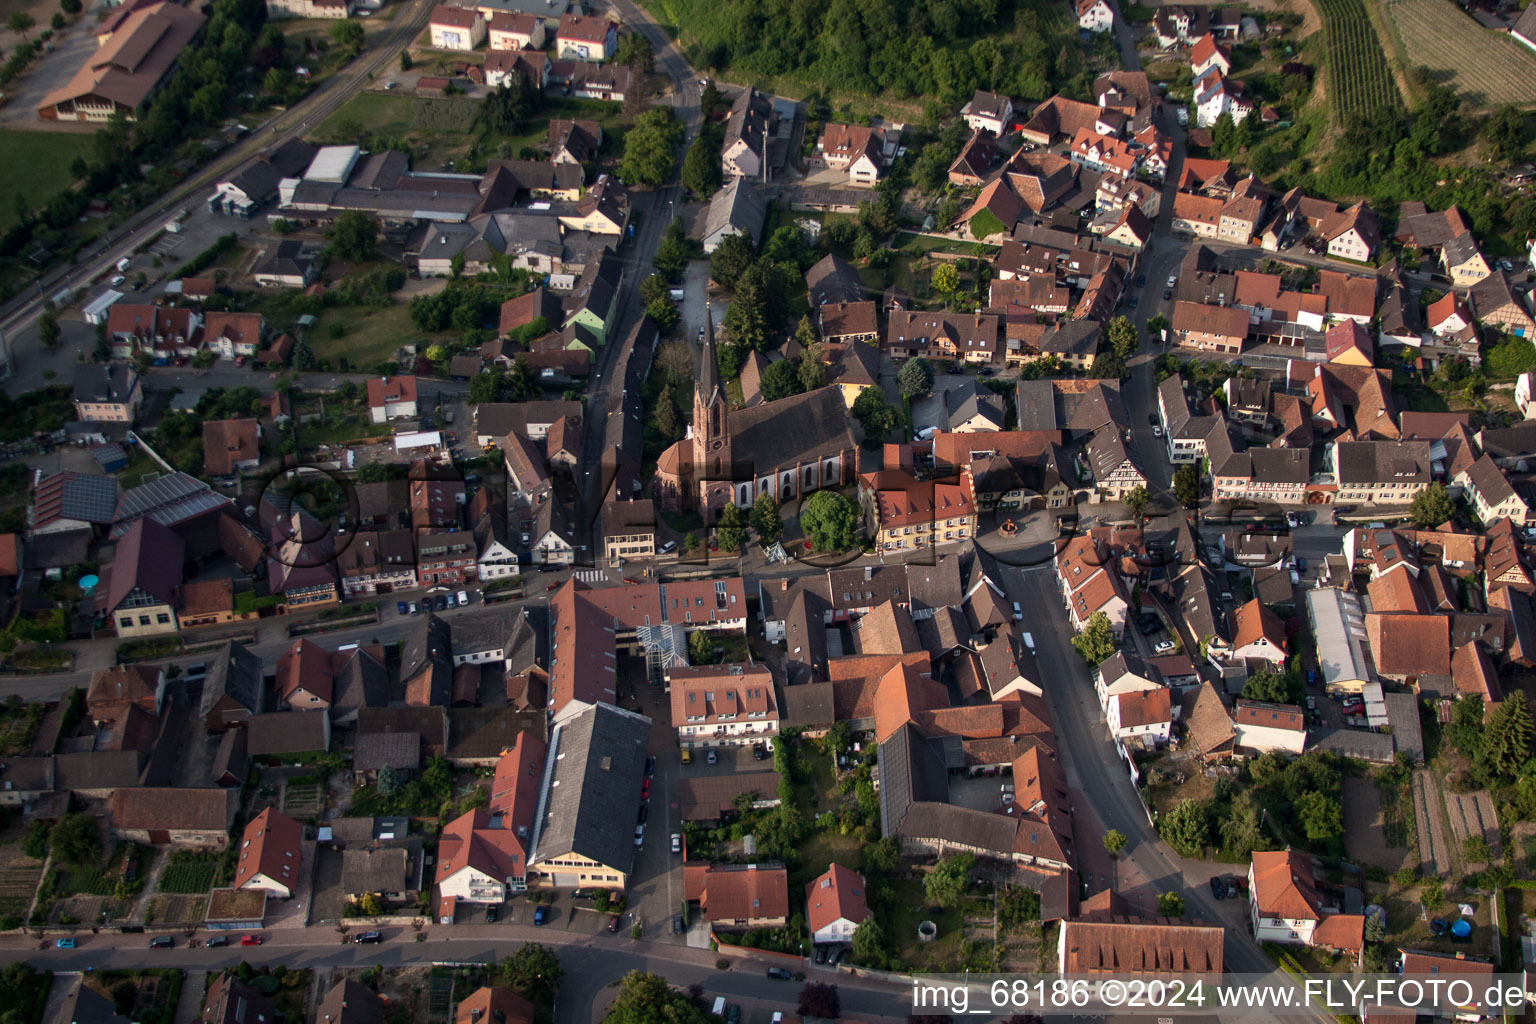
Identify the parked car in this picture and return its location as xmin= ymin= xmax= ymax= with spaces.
xmin=205 ymin=936 xmax=229 ymax=947
xmin=485 ymin=905 xmax=498 ymax=923
xmin=240 ymin=935 xmax=262 ymax=946
xmin=110 ymin=274 xmax=126 ymax=287
xmin=1128 ymin=294 xmax=1139 ymax=309
xmin=444 ymin=593 xmax=457 ymax=608
xmin=533 ymin=906 xmax=548 ymax=926
xmin=149 ymin=936 xmax=173 ymax=948
xmin=1162 ymin=287 xmax=1172 ymax=300
xmin=671 ymin=833 xmax=682 ymax=854
xmin=640 ymin=779 xmax=650 ymax=800
xmin=355 ymin=931 xmax=383 ymax=943
xmin=1139 ymin=620 xmax=1160 ymax=636
xmin=608 ymin=914 xmax=622 ymax=933
xmin=1167 ymin=274 xmax=1178 ymax=288
xmin=645 ymin=756 xmax=656 ymax=776
xmin=408 ymin=602 xmax=419 ymax=614
xmin=458 ymin=590 xmax=469 ymax=605
xmin=1154 ymin=640 xmax=1176 ymax=654
xmin=1224 ymin=877 xmax=1239 ymax=899
xmin=637 ymin=805 xmax=648 ymax=824
xmin=55 ymin=937 xmax=75 ymax=948
xmin=435 ymin=595 xmax=448 ymax=611
xmin=814 ymin=946 xmax=828 ymax=964
xmin=1210 ymin=876 xmax=1226 ymax=900
xmin=1305 ymin=696 xmax=1317 ymax=710
xmin=396 ymin=601 xmax=408 ymax=615
xmin=727 ymin=1006 xmax=741 ymax=1024
xmin=706 ymin=749 xmax=718 ymax=765
xmin=634 ymin=824 xmax=645 ymax=847
xmin=1135 ymin=274 xmax=1147 ymax=287
xmin=752 ymin=743 xmax=767 ymax=760
xmin=672 ymin=915 xmax=685 ymax=934
xmin=767 ymin=967 xmax=792 ymax=980
xmin=680 ymin=749 xmax=692 ymax=764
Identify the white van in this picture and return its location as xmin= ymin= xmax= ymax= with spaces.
xmin=712 ymin=998 xmax=727 ymax=1018
xmin=116 ymin=257 xmax=131 ymax=272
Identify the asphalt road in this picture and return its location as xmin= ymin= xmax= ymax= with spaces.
xmin=8 ymin=928 xmax=914 ymax=1024
xmin=1004 ymin=565 xmax=1286 ymax=980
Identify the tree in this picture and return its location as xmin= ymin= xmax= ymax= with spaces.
xmin=1106 ymin=316 xmax=1139 ymax=362
xmin=469 ymin=369 xmax=506 ymax=404
xmin=376 ymin=764 xmax=402 ymax=797
xmin=682 ymin=135 xmax=721 ymax=198
xmin=1124 ymin=485 xmax=1149 ymax=518
xmin=292 ymin=334 xmax=317 ymax=370
xmin=480 ymin=76 xmax=539 ymax=135
xmin=1482 ymin=691 xmax=1534 ymax=780
xmin=37 ymin=311 xmax=60 ymax=348
xmin=799 ymin=490 xmax=860 ymax=553
xmin=654 ymin=384 xmax=680 ymax=442
xmin=1102 ymin=829 xmax=1127 ymax=857
xmin=1483 ymin=105 xmax=1527 ymax=162
xmin=1070 ymin=611 xmax=1117 ymax=666
xmin=1242 ymin=666 xmax=1300 ymax=705
xmin=327 ymin=210 xmax=377 ymax=262
xmin=50 ymin=12 xmax=64 ymax=30
xmin=359 ymin=892 xmax=384 ymax=916
xmin=653 ymin=218 xmax=695 ymax=280
xmin=399 ymin=50 xmax=411 ymax=70
xmin=687 ymin=628 xmax=716 ymax=665
xmin=620 ymin=107 xmax=682 ymax=186
xmin=1463 ymin=834 xmax=1491 ymax=863
xmin=897 ymin=356 xmax=934 ymax=398
xmin=1147 ymin=313 xmax=1171 ymax=340
xmin=50 ymin=813 xmax=99 ymax=863
xmin=716 ymin=502 xmax=747 ymax=552
xmin=1173 ymin=464 xmax=1200 ymax=509
xmin=750 ymin=492 xmax=782 ymax=544
xmin=708 ymin=233 xmax=755 ymax=290
xmin=924 ymin=851 xmax=975 ymax=907
xmin=850 ymin=917 xmax=886 ymax=966
xmin=1155 ymin=892 xmax=1186 ymax=918
xmin=760 ymin=358 xmax=804 ymax=401
xmin=852 ymin=386 xmax=898 ymax=444
xmin=330 ymin=19 xmax=365 ymax=50
xmin=1294 ymin=790 xmax=1343 ymax=842
xmin=931 ymin=262 xmax=959 ymax=302
xmin=1158 ymin=799 xmax=1211 ymax=858
xmin=60 ymin=0 xmax=82 ymax=13
xmin=799 ymin=342 xmax=827 ymax=391
xmin=1220 ymin=798 xmax=1265 ymax=856
xmin=502 ymin=943 xmax=563 ymax=1006
xmin=605 ymin=972 xmax=710 ymax=1024
xmin=700 ymin=80 xmax=727 ymax=119
xmin=615 ymin=30 xmax=653 ymax=71
xmin=798 ymin=983 xmax=840 ymax=1020
xmin=7 ymin=12 xmax=33 ymax=41
xmin=1409 ymin=483 xmax=1455 ymax=528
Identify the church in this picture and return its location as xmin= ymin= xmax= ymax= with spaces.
xmin=655 ymin=308 xmax=859 ymax=523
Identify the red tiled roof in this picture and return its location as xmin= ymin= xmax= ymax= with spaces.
xmin=233 ymin=806 xmax=302 ymax=891
xmin=1250 ymin=849 xmax=1320 ymax=921
xmin=805 ymin=863 xmax=867 ymax=935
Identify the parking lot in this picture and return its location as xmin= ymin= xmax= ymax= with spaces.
xmin=678 ymin=740 xmax=774 ymax=777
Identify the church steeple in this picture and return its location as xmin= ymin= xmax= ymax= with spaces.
xmin=692 ymin=302 xmax=731 ymax=490
xmin=696 ymin=301 xmax=721 ymax=410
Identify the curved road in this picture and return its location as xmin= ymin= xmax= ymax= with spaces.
xmin=0 ymin=0 xmax=437 ymax=350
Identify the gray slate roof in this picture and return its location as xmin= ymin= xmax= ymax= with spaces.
xmin=201 ymin=641 xmax=265 ymax=722
xmin=532 ymin=702 xmax=650 ymax=874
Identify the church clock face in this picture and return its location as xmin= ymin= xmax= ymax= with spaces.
xmin=711 ymin=440 xmax=724 ymax=450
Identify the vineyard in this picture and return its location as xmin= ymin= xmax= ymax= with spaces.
xmin=1316 ymin=0 xmax=1402 ymax=122
xmin=1386 ymin=0 xmax=1536 ymax=107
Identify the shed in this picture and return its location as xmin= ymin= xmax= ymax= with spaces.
xmin=205 ymin=887 xmax=267 ymax=929
xmin=83 ymin=290 xmax=124 ymax=325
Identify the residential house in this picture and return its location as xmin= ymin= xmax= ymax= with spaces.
xmin=1441 ymin=233 xmax=1492 ymax=287
xmin=1322 ymin=202 xmax=1381 ymax=262
xmin=885 ymin=310 xmax=1000 ymax=363
xmin=685 ymin=861 xmax=790 ymax=928
xmin=1470 ymin=271 xmax=1536 ymax=339
xmin=105 ymin=518 xmax=183 ymax=638
xmin=720 ymin=88 xmax=777 ymax=180
xmin=274 ymin=639 xmax=388 ymax=724
xmin=816 ymin=124 xmax=886 ymax=185
xmin=1248 ymin=849 xmax=1365 ymax=952
xmin=106 ymin=304 xmax=199 ymax=360
xmin=453 ymin=989 xmax=534 ymax=1024
xmin=1230 ymin=599 xmax=1287 ymax=667
xmin=806 ymin=862 xmax=868 ymax=945
xmin=555 ymin=13 xmax=615 ymax=61
xmin=316 ymin=982 xmax=385 ymax=1024
xmin=562 ymin=249 xmax=623 ymax=345
xmin=1086 ymin=427 xmax=1149 ymax=500
xmin=961 ymin=90 xmax=1013 ymax=135
xmin=702 ymin=177 xmax=767 ymax=254
xmin=201 ymin=641 xmax=265 ymax=733
xmin=1194 ymin=70 xmax=1250 ymax=127
xmin=1077 ymin=0 xmax=1114 ymax=31
xmin=1233 ymin=700 xmax=1306 ymax=754
xmin=202 ymin=419 xmax=260 ymax=479
xmin=367 ymin=376 xmax=418 ymax=423
xmin=486 ymin=11 xmax=544 ymax=50
xmin=947 ymin=132 xmax=1003 ymax=187
xmin=668 ymin=663 xmax=779 ymax=748
xmin=1107 ymin=687 xmax=1172 ymax=746
xmin=858 ymin=468 xmax=977 ymax=553
xmin=1457 ymin=455 xmax=1533 ymax=526
xmin=945 ymin=379 xmax=1005 ymax=432
xmin=436 ymin=735 xmax=547 ymax=915
xmin=1170 ymin=301 xmax=1247 ymax=354
xmin=233 ymin=806 xmax=303 ymax=898
xmin=202 ymin=974 xmax=278 ymax=1024
xmin=429 ymin=5 xmax=486 ymax=49
xmin=73 ymin=364 xmax=141 ymax=422
xmin=201 ymin=312 xmax=264 ymax=360
xmin=1331 ymin=441 xmax=1433 ymax=506
xmin=336 ymin=530 xmax=419 ymax=598
xmin=1056 ymin=534 xmax=1131 ymax=638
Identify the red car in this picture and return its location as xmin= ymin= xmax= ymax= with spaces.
xmin=240 ymin=935 xmax=262 ymax=946
xmin=640 ymin=779 xmax=650 ymax=800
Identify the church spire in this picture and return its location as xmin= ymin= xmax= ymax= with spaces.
xmin=697 ymin=302 xmax=720 ymax=407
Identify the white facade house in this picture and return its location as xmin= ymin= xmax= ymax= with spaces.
xmin=961 ymin=90 xmax=1013 ymax=135
xmin=477 ymin=536 xmax=520 ymax=581
xmin=668 ymin=664 xmax=779 ymax=748
xmin=1077 ymin=0 xmax=1114 ymax=31
xmin=1107 ymin=688 xmax=1172 ymax=745
xmin=1194 ymin=71 xmax=1250 ymax=128
xmin=1232 ymin=700 xmax=1306 ymax=754
xmin=806 ymin=864 xmax=869 ymax=945
xmin=1093 ymin=652 xmax=1161 ymax=718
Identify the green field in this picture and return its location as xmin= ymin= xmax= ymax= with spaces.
xmin=0 ymin=131 xmax=96 ymax=233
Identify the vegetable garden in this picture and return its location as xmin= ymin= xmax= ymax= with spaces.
xmin=1316 ymin=0 xmax=1401 ymax=122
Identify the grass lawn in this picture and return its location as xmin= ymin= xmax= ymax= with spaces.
xmin=311 ymin=302 xmax=421 ymax=368
xmin=295 ymin=408 xmax=391 ymax=448
xmin=0 ymin=130 xmax=95 ymax=233
xmin=887 ymin=876 xmax=967 ymax=969
xmin=894 ymin=232 xmax=1000 ymax=258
